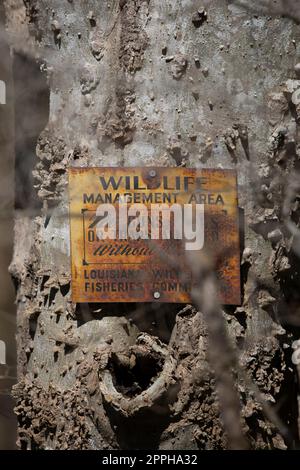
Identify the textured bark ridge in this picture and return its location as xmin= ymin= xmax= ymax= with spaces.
xmin=4 ymin=0 xmax=300 ymax=449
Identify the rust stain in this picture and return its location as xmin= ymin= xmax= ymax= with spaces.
xmin=69 ymin=167 xmax=241 ymax=304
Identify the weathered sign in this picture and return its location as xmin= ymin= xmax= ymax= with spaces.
xmin=69 ymin=168 xmax=241 ymax=304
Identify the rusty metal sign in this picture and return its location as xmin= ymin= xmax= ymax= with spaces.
xmin=69 ymin=168 xmax=241 ymax=304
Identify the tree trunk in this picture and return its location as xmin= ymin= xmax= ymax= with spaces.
xmin=4 ymin=0 xmax=300 ymax=450
xmin=0 ymin=1 xmax=17 ymax=450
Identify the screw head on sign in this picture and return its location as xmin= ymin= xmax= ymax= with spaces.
xmin=149 ymin=169 xmax=156 ymax=178
xmin=153 ymin=291 xmax=161 ymax=299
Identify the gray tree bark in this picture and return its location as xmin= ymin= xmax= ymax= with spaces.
xmin=4 ymin=0 xmax=300 ymax=449
xmin=0 ymin=1 xmax=17 ymax=450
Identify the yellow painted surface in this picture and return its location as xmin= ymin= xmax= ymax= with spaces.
xmin=69 ymin=167 xmax=241 ymax=304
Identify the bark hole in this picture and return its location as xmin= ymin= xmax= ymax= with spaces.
xmin=48 ymin=287 xmax=58 ymax=307
xmin=40 ymin=275 xmax=49 ymax=291
xmin=59 ymin=283 xmax=70 ymax=297
xmin=28 ymin=311 xmax=39 ymax=341
xmin=108 ymin=350 xmax=164 ymax=398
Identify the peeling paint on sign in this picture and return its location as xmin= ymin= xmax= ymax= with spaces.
xmin=69 ymin=168 xmax=241 ymax=304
